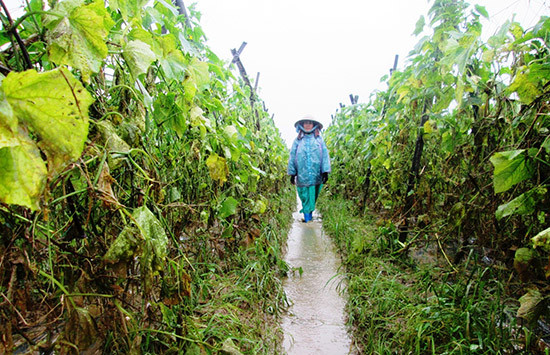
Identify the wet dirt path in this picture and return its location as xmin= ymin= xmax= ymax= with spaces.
xmin=281 ymin=208 xmax=353 ymax=354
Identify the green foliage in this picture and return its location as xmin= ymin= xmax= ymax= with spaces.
xmin=490 ymin=149 xmax=535 ymax=193
xmin=496 ymin=186 xmax=546 ymax=220
xmin=219 ymin=196 xmax=239 ymax=219
xmin=0 ymin=0 xmax=294 ymax=352
xmin=324 ymin=0 xmax=550 ymax=268
xmin=324 ymin=0 xmax=550 ymax=349
xmin=44 ymin=0 xmax=114 ymax=82
xmin=123 ymin=40 xmax=156 ymax=78
xmin=320 ymin=196 xmax=520 ymax=353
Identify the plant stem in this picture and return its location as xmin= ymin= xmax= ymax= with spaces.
xmin=0 ymin=0 xmax=33 ymax=70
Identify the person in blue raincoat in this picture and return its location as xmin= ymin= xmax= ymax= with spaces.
xmin=288 ymin=115 xmax=331 ymax=223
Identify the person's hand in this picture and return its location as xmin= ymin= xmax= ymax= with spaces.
xmin=290 ymin=175 xmax=296 ymax=185
xmin=322 ymin=172 xmax=328 ymax=184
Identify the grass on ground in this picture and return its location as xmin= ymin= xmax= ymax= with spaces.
xmin=319 ymin=196 xmax=525 ymax=354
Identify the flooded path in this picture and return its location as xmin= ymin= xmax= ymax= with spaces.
xmin=281 ymin=208 xmax=353 ymax=354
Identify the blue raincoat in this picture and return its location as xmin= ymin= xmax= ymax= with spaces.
xmin=287 ymin=124 xmax=331 ymax=215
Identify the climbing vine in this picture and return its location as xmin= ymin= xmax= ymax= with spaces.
xmin=325 ymin=0 xmax=550 ymax=339
xmin=0 ymin=0 xmax=293 ymax=353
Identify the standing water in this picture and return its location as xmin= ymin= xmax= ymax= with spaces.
xmin=282 ymin=208 xmax=353 ymax=354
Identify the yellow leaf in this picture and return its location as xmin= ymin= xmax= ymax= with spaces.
xmin=423 ymin=119 xmax=436 ymax=134
xmin=206 ymin=153 xmax=229 ymax=184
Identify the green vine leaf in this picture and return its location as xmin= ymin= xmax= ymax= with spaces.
xmin=157 ymin=34 xmax=187 ymax=81
xmin=219 ymin=196 xmax=238 ymax=219
xmin=413 ymin=15 xmax=425 ymax=35
xmin=474 ymin=5 xmax=489 ymax=19
xmin=490 ymin=149 xmax=535 ymax=193
xmin=153 ymin=93 xmax=186 ymax=137
xmin=183 ymin=58 xmax=210 ymax=103
xmin=123 ymin=40 xmax=157 ymax=78
xmin=496 ymin=187 xmax=547 ymax=220
xmin=108 ymin=0 xmax=148 ymax=21
xmin=45 ymin=0 xmax=114 ymax=82
xmin=542 ymin=136 xmax=550 ymax=154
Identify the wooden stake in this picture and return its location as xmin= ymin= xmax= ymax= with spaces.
xmin=231 ymin=42 xmax=260 ymax=130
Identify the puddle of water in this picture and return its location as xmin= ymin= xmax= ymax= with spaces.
xmin=282 ymin=209 xmax=353 ymax=354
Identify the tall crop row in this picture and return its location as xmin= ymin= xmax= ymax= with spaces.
xmin=325 ymin=0 xmax=549 ymax=330
xmin=0 ymin=0 xmax=293 ymax=353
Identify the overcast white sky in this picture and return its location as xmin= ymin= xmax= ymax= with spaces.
xmin=195 ymin=0 xmax=549 ymax=146
xmin=3 ymin=0 xmax=549 ymax=146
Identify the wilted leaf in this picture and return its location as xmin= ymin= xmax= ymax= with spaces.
xmin=104 ymin=225 xmax=141 ymax=264
xmin=96 ymin=120 xmax=130 ymax=168
xmin=0 ymin=134 xmax=47 ymax=210
xmin=64 ymin=307 xmax=97 ymax=351
xmin=0 ymin=68 xmax=92 ymax=209
xmin=517 ymin=289 xmax=546 ymax=325
xmin=104 ymin=206 xmax=168 ymax=292
xmin=514 ymin=247 xmax=537 ymax=282
xmin=97 ymin=163 xmax=118 ymax=208
xmin=206 ymin=153 xmax=229 ymax=184
xmin=45 ymin=0 xmax=114 ymax=82
xmin=251 ymin=199 xmax=267 ymax=214
xmin=532 ymin=227 xmax=550 ymax=252
xmin=3 ymin=68 xmax=93 ymax=176
xmin=0 ymin=89 xmax=17 ymax=145
xmin=490 ymin=149 xmax=535 ymax=193
xmin=508 ymin=71 xmax=542 ymax=105
xmin=515 ymin=247 xmax=536 ymax=264
xmin=220 ymin=338 xmax=243 ymax=355
xmin=133 ymin=206 xmax=169 ymax=272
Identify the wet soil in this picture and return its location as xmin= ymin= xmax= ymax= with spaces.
xmin=281 ymin=209 xmax=353 ymax=354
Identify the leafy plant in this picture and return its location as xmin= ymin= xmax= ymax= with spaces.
xmin=0 ymin=0 xmax=294 ymax=353
xmin=324 ymin=0 xmax=550 ymax=350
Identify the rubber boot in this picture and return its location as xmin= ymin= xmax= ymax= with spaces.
xmin=304 ymin=212 xmax=312 ymax=223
